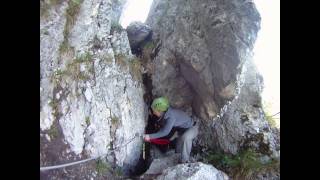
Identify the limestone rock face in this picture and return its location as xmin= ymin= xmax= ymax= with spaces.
xmin=144 ymin=0 xmax=279 ymax=163
xmin=40 ymin=0 xmax=280 ymax=179
xmin=146 ymin=0 xmax=261 ymax=120
xmin=40 ymin=0 xmax=146 ymax=178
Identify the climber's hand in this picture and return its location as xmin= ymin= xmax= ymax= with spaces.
xmin=143 ymin=134 xmax=150 ymax=142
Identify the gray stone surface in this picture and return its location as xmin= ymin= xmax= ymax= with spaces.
xmin=40 ymin=0 xmax=280 ymax=179
xmin=126 ymin=21 xmax=152 ymax=53
xmin=156 ymin=162 xmax=229 ymax=180
xmin=144 ymin=0 xmax=279 ymax=158
xmin=144 ymin=153 xmax=180 ymax=175
xmin=40 ymin=0 xmax=146 ymax=178
xmin=146 ymin=0 xmax=261 ymax=120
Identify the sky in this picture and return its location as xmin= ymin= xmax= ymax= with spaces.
xmin=253 ymin=0 xmax=280 ymax=126
xmin=120 ymin=0 xmax=154 ymax=28
xmin=120 ymin=0 xmax=280 ymax=126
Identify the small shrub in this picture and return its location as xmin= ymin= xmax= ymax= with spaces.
xmin=262 ymin=102 xmax=278 ymax=128
xmin=48 ymin=125 xmax=59 ymax=139
xmin=85 ymin=116 xmax=90 ymax=126
xmin=114 ymin=166 xmax=123 ymax=177
xmin=76 ymin=52 xmax=93 ymax=63
xmin=40 ymin=0 xmax=64 ymax=18
xmin=111 ymin=21 xmax=123 ymax=33
xmin=205 ymin=149 xmax=279 ymax=179
xmin=42 ymin=29 xmax=49 ymax=35
xmin=265 ymin=114 xmax=277 ymax=128
xmin=114 ymin=54 xmax=129 ymax=70
xmin=59 ymin=40 xmax=72 ymax=54
xmin=59 ymin=0 xmax=83 ymax=54
xmin=59 ymin=52 xmax=93 ymax=82
xmin=143 ymin=41 xmax=155 ymax=50
xmin=71 ymin=0 xmax=82 ymax=4
xmin=129 ymin=58 xmax=142 ymax=82
xmin=103 ymin=54 xmax=114 ymax=64
xmin=48 ymin=99 xmax=60 ymax=119
xmin=96 ymin=159 xmax=110 ymax=175
xmin=111 ymin=116 xmax=119 ymax=125
xmin=53 ymin=69 xmax=68 ymax=81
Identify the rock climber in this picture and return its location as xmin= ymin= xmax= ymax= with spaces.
xmin=143 ymin=97 xmax=199 ymax=163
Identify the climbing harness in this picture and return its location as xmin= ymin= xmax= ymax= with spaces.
xmin=40 ymin=133 xmax=141 ymax=171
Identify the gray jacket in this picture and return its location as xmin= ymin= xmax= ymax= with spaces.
xmin=149 ymin=107 xmax=194 ymax=139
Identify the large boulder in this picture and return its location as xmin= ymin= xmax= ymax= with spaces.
xmin=141 ymin=151 xmax=228 ymax=180
xmin=156 ymin=162 xmax=229 ymax=180
xmin=126 ymin=21 xmax=152 ymax=54
xmin=144 ymin=152 xmax=180 ymax=175
xmin=145 ymin=0 xmax=261 ymax=120
xmin=197 ymin=58 xmax=280 ymax=159
xmin=144 ymin=0 xmax=279 ymax=159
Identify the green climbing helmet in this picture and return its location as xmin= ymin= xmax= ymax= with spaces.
xmin=151 ymin=97 xmax=169 ymax=112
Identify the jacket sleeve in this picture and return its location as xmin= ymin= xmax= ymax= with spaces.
xmin=149 ymin=117 xmax=175 ymax=139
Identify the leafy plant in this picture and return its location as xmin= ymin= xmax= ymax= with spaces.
xmin=143 ymin=41 xmax=155 ymax=50
xmin=85 ymin=116 xmax=90 ymax=126
xmin=114 ymin=166 xmax=123 ymax=177
xmin=76 ymin=52 xmax=93 ymax=63
xmin=111 ymin=21 xmax=123 ymax=33
xmin=48 ymin=125 xmax=59 ymax=139
xmin=205 ymin=149 xmax=279 ymax=179
xmin=262 ymin=101 xmax=278 ymax=128
xmin=129 ymin=58 xmax=142 ymax=82
xmin=114 ymin=54 xmax=129 ymax=70
xmin=48 ymin=99 xmax=60 ymax=119
xmin=111 ymin=116 xmax=119 ymax=125
xmin=96 ymin=159 xmax=110 ymax=175
xmin=59 ymin=0 xmax=84 ymax=54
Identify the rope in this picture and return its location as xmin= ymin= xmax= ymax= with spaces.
xmin=271 ymin=112 xmax=280 ymax=117
xmin=40 ymin=133 xmax=141 ymax=171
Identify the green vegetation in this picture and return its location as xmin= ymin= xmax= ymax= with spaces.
xmin=40 ymin=0 xmax=64 ymax=18
xmin=54 ymin=69 xmax=67 ymax=77
xmin=59 ymin=40 xmax=72 ymax=54
xmin=64 ymin=52 xmax=93 ymax=79
xmin=85 ymin=116 xmax=90 ymax=126
xmin=71 ymin=0 xmax=82 ymax=4
xmin=48 ymin=99 xmax=60 ymax=119
xmin=95 ymin=158 xmax=124 ymax=177
xmin=114 ymin=54 xmax=129 ymax=70
xmin=48 ymin=125 xmax=59 ymax=139
xmin=76 ymin=52 xmax=93 ymax=63
xmin=96 ymin=159 xmax=110 ymax=175
xmin=114 ymin=166 xmax=123 ymax=177
xmin=262 ymin=102 xmax=277 ymax=128
xmin=103 ymin=54 xmax=114 ymax=64
xmin=59 ymin=0 xmax=84 ymax=54
xmin=205 ymin=149 xmax=279 ymax=179
xmin=265 ymin=113 xmax=277 ymax=128
xmin=143 ymin=41 xmax=155 ymax=50
xmin=42 ymin=29 xmax=49 ymax=35
xmin=111 ymin=116 xmax=119 ymax=125
xmin=114 ymin=54 xmax=142 ymax=82
xmin=129 ymin=58 xmax=142 ymax=82
xmin=110 ymin=21 xmax=123 ymax=33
